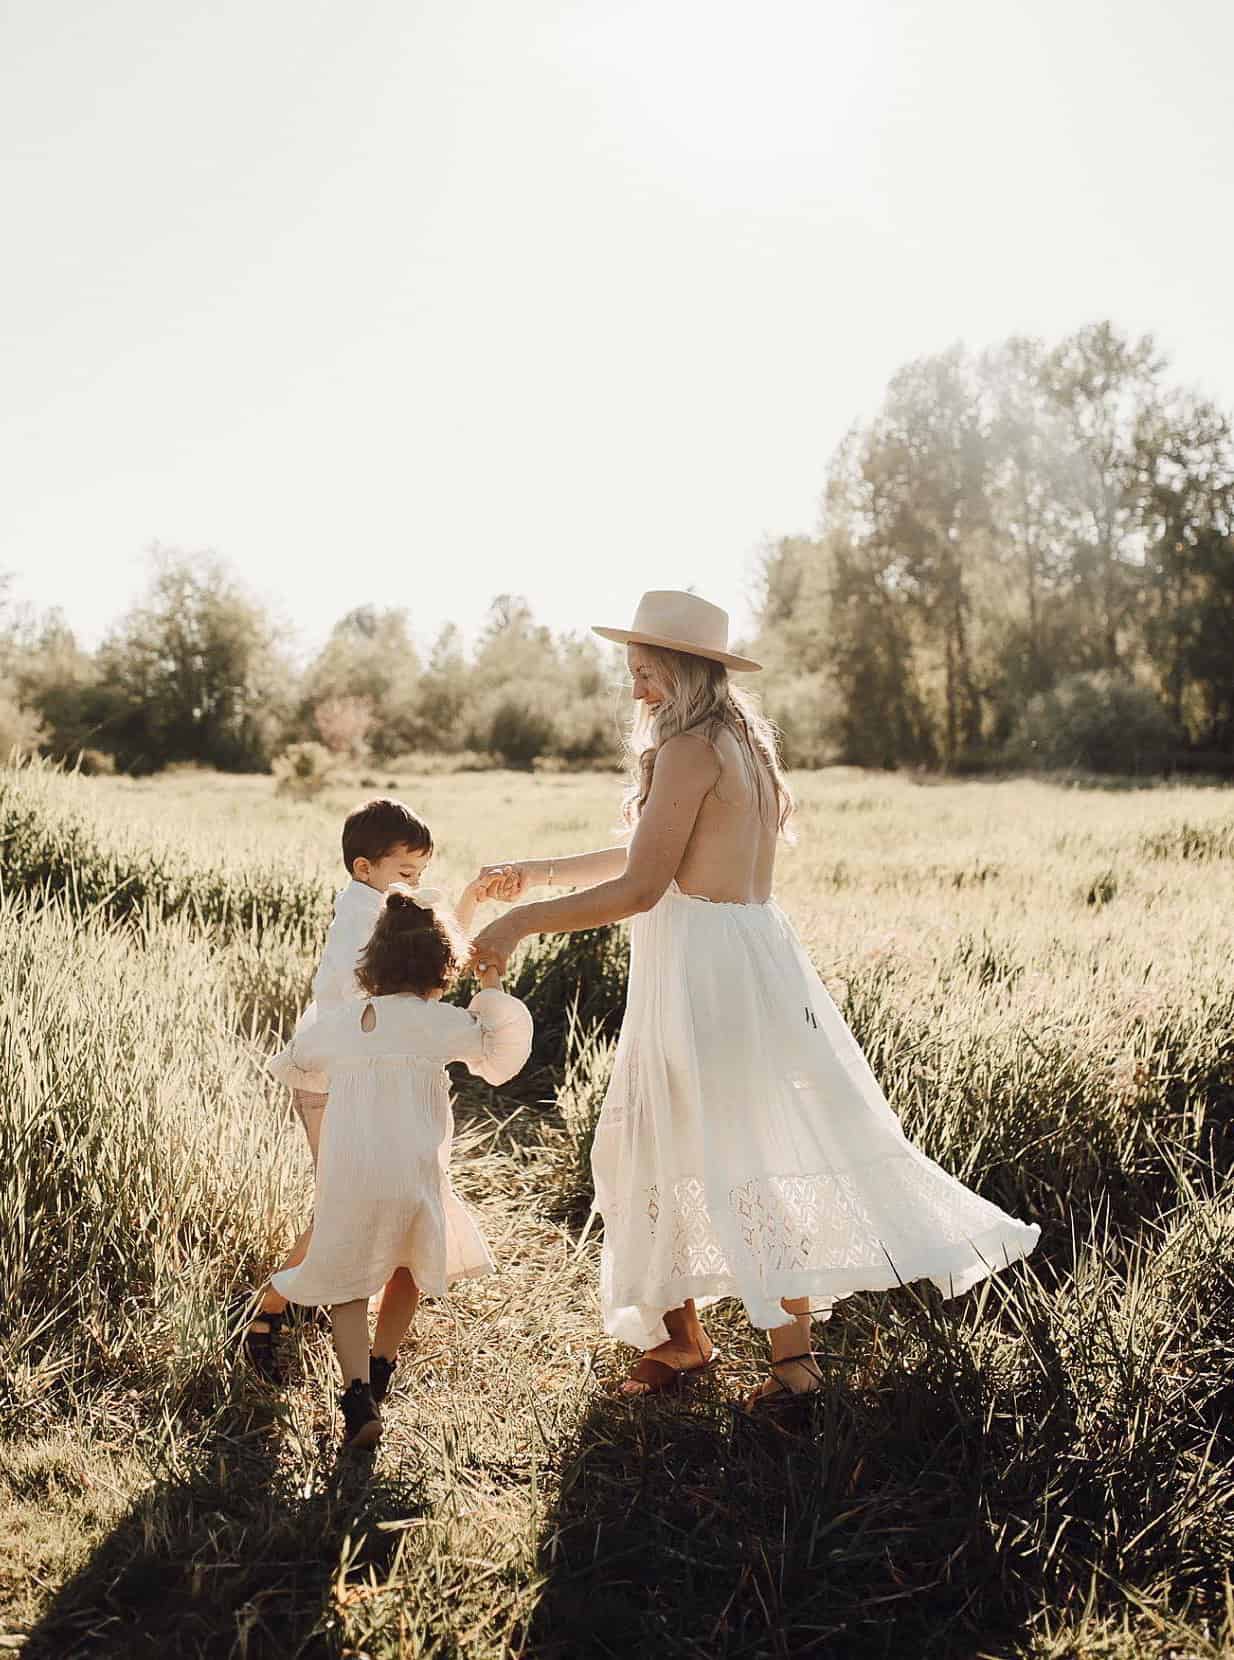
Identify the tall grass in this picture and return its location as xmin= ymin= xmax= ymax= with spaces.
xmin=0 ymin=758 xmax=330 ymax=940
xmin=0 ymin=890 xmax=305 ymax=1410
xmin=2 ymin=761 xmax=1233 ymax=1657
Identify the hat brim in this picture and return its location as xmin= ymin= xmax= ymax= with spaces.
xmin=591 ymin=626 xmax=762 ymax=673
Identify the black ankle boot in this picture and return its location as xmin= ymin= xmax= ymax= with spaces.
xmin=241 ymin=1307 xmax=286 ymax=1385
xmin=370 ymin=1355 xmax=397 ymax=1404
xmin=339 ymin=1379 xmax=382 ymax=1450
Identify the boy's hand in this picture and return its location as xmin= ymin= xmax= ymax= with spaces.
xmin=475 ymin=862 xmax=530 ymax=902
xmin=464 ymin=872 xmax=503 ymax=904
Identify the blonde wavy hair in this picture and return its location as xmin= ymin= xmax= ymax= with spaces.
xmin=621 ymin=645 xmax=795 ymax=837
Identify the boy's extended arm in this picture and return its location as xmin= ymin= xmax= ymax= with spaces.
xmin=454 ymin=882 xmax=481 ymax=934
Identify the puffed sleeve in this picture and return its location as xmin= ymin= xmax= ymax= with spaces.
xmin=267 ymin=1003 xmax=342 ymax=1087
xmin=453 ymin=988 xmax=534 ymax=1086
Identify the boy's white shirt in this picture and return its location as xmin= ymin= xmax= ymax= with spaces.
xmin=312 ymin=879 xmax=384 ymax=1008
xmin=267 ymin=880 xmax=382 ymax=1094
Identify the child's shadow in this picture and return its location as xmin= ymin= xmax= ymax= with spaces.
xmin=21 ymin=1383 xmax=431 ymax=1660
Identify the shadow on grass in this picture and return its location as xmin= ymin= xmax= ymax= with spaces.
xmin=20 ymin=1383 xmax=431 ymax=1660
xmin=518 ymin=1304 xmax=1049 ymax=1660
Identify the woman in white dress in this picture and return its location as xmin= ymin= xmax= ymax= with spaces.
xmin=274 ymin=884 xmax=533 ymax=1447
xmin=472 ymin=590 xmax=1039 ymax=1408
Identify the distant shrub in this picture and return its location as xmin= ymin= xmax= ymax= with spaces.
xmin=1140 ymin=822 xmax=1234 ymax=862
xmin=313 ymin=694 xmax=374 ymax=759
xmin=1008 ymin=673 xmax=1182 ymax=774
xmin=1084 ymin=867 xmax=1120 ymax=907
xmin=764 ymin=671 xmax=842 ymax=769
xmin=0 ymin=683 xmax=48 ymax=762
xmin=374 ymin=749 xmax=500 ymax=775
xmin=272 ymin=740 xmax=335 ymax=801
xmin=553 ymin=693 xmax=621 ymax=766
xmin=484 ymin=696 xmax=558 ymax=768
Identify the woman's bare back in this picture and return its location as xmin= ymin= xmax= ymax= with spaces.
xmin=672 ymin=726 xmax=778 ymax=903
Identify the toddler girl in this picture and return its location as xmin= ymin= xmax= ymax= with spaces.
xmin=246 ymin=796 xmax=500 ymax=1380
xmin=270 ymin=883 xmax=533 ymax=1449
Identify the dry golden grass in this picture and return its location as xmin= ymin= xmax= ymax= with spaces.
xmin=1 ymin=760 xmax=1232 ymax=1658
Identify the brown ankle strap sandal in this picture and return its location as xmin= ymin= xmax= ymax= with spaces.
xmin=618 ymin=1345 xmax=721 ymax=1397
xmin=744 ymin=1353 xmax=824 ymax=1413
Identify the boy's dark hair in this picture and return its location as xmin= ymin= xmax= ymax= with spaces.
xmin=358 ymin=887 xmax=468 ymax=998
xmin=342 ymin=797 xmax=432 ymax=873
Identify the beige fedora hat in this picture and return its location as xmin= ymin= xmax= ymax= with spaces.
xmin=592 ymin=590 xmax=762 ymax=673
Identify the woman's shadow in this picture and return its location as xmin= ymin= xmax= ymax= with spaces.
xmin=519 ymin=1291 xmax=1048 ymax=1660
xmin=21 ymin=1375 xmax=431 ymax=1660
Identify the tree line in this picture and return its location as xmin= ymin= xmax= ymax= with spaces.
xmin=754 ymin=321 xmax=1234 ymax=774
xmin=0 ymin=561 xmax=623 ymax=774
xmin=3 ymin=320 xmax=1231 ymax=777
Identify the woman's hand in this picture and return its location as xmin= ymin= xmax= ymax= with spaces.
xmin=471 ymin=910 xmax=531 ymax=977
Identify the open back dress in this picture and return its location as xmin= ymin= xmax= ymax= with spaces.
xmin=590 ymin=880 xmax=1040 ymax=1351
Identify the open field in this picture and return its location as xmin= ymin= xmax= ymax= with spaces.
xmin=2 ymin=760 xmax=1233 ymax=1658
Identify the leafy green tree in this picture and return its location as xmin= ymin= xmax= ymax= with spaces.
xmin=95 ymin=549 xmax=290 ymax=772
xmin=1136 ymin=390 xmax=1234 ymax=747
xmin=980 ymin=336 xmax=1093 ymax=731
xmin=414 ymin=623 xmax=471 ymax=752
xmin=754 ymin=321 xmax=1234 ymax=772
xmin=1040 ymin=323 xmax=1164 ymax=671
xmin=11 ymin=612 xmax=107 ymax=761
xmin=299 ymin=606 xmax=420 ymax=756
xmin=467 ymin=596 xmax=561 ymax=764
xmin=863 ymin=347 xmax=990 ymax=765
xmin=554 ymin=635 xmax=621 ymax=764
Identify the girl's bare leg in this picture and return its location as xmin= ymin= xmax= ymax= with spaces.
xmin=253 ymin=1092 xmax=326 ymax=1323
xmin=372 ymin=1268 xmax=420 ymax=1361
xmin=618 ymin=1298 xmax=714 ymax=1396
xmin=330 ymin=1299 xmax=371 ymax=1385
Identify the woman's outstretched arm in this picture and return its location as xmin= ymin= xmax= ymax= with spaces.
xmin=471 ymin=736 xmax=718 ymax=970
xmin=477 ymin=845 xmax=628 ymax=898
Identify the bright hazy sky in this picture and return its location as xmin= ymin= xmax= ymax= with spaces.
xmin=2 ymin=0 xmax=1231 ymax=662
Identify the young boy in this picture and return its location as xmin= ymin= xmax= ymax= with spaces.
xmin=244 ymin=796 xmax=497 ymax=1385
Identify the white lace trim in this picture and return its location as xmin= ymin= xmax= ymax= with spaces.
xmin=614 ymin=1164 xmax=1018 ymax=1282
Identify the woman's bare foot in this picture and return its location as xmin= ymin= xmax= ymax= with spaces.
xmin=619 ymin=1333 xmax=716 ymax=1395
xmin=743 ymin=1354 xmax=823 ymax=1411
xmin=618 ymin=1300 xmax=715 ymax=1395
xmin=743 ymin=1297 xmax=821 ymax=1410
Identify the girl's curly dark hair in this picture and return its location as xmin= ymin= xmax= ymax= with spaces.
xmin=357 ymin=885 xmax=469 ymax=998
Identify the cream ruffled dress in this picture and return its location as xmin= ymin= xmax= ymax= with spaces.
xmin=590 ymin=883 xmax=1040 ymax=1350
xmin=271 ymin=989 xmax=533 ymax=1306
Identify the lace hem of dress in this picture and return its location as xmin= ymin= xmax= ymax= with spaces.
xmin=607 ymin=1164 xmax=1021 ymax=1281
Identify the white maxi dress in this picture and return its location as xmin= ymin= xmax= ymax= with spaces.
xmin=590 ymin=883 xmax=1040 ymax=1351
xmin=271 ymin=989 xmax=533 ymax=1306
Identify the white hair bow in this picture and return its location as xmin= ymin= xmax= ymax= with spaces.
xmin=407 ymin=885 xmax=446 ymax=910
